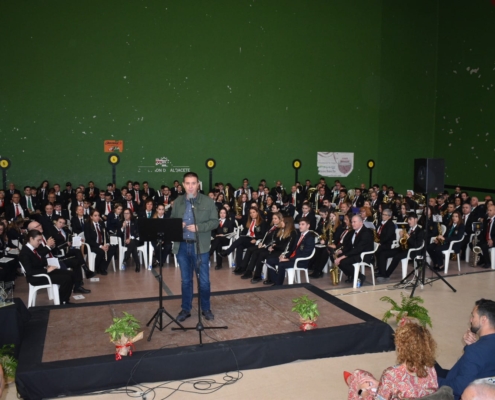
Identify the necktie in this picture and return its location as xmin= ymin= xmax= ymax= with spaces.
xmin=15 ymin=204 xmax=20 ymax=216
xmin=164 ymin=196 xmax=168 ymax=204
xmin=80 ymin=218 xmax=84 ymax=229
xmin=33 ymin=249 xmax=41 ymax=259
xmin=27 ymin=197 xmax=33 ymax=211
xmin=448 ymin=225 xmax=455 ymax=237
xmin=290 ymin=233 xmax=305 ymax=258
xmin=249 ymin=220 xmax=255 ymax=236
xmin=128 ymin=202 xmax=134 ymax=212
xmin=135 ymin=191 xmax=139 ymax=202
xmin=147 ymin=211 xmax=151 ymax=218
xmin=96 ymin=224 xmax=102 ymax=244
xmin=107 ymin=203 xmax=111 ymax=213
xmin=378 ymin=224 xmax=384 ymax=235
xmin=220 ymin=220 xmax=224 ymax=227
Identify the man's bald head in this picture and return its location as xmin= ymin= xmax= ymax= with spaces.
xmin=27 ymin=221 xmax=43 ymax=232
xmin=462 ymin=379 xmax=495 ymax=400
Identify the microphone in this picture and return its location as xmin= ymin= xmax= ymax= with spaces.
xmin=187 ymin=193 xmax=195 ymax=207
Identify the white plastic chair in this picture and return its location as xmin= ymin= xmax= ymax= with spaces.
xmin=83 ymin=242 xmax=116 ymax=272
xmin=442 ymin=235 xmax=465 ymax=274
xmin=285 ymin=247 xmax=316 ymax=284
xmin=117 ymin=237 xmax=146 ymax=270
xmin=20 ymin=262 xmax=60 ymax=308
xmin=465 ymin=233 xmax=475 ymax=262
xmin=490 ymin=248 xmax=495 ymax=269
xmin=401 ymin=242 xmax=425 ymax=279
xmin=339 ymin=242 xmax=379 ymax=289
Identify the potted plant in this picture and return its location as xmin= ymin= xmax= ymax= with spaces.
xmin=380 ymin=293 xmax=432 ymax=327
xmin=292 ymin=294 xmax=320 ymax=331
xmin=105 ymin=312 xmax=143 ymax=360
xmin=0 ymin=344 xmax=17 ymax=385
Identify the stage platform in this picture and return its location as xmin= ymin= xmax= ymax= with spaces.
xmin=16 ymin=284 xmax=395 ymax=400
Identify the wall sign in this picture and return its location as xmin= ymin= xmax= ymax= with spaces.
xmin=104 ymin=140 xmax=124 ymax=153
xmin=317 ymin=152 xmax=354 ymax=177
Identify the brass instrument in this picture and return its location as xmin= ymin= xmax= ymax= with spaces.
xmin=373 ymin=229 xmax=380 ymax=243
xmin=399 ymin=226 xmax=409 ymax=250
xmin=327 ymin=221 xmax=340 ymax=285
xmin=436 ymin=222 xmax=444 ymax=245
xmin=224 ymin=186 xmax=231 ymax=204
xmin=234 ymin=196 xmax=242 ymax=217
xmin=306 ymin=187 xmax=317 ymax=201
xmin=382 ymin=195 xmax=389 ymax=204
xmin=469 ymin=226 xmax=482 ymax=267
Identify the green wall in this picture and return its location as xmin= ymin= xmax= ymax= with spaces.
xmin=0 ymin=1 xmax=438 ymax=193
xmin=434 ymin=1 xmax=495 ymax=198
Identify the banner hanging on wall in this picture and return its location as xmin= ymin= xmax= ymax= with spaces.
xmin=104 ymin=140 xmax=124 ymax=153
xmin=317 ymin=152 xmax=354 ymax=177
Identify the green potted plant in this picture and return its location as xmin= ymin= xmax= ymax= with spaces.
xmin=292 ymin=294 xmax=320 ymax=331
xmin=105 ymin=312 xmax=143 ymax=360
xmin=380 ymin=293 xmax=432 ymax=327
xmin=0 ymin=344 xmax=17 ymax=385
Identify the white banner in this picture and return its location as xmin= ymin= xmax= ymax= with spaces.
xmin=317 ymin=152 xmax=354 ymax=177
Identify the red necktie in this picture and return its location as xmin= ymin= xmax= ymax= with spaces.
xmin=220 ymin=220 xmax=224 ymax=227
xmin=164 ymin=197 xmax=168 ymax=205
xmin=33 ymin=249 xmax=41 ymax=259
xmin=15 ymin=204 xmax=20 ymax=216
xmin=249 ymin=221 xmax=255 ymax=237
xmin=378 ymin=224 xmax=384 ymax=235
xmin=290 ymin=233 xmax=305 ymax=258
xmin=128 ymin=202 xmax=134 ymax=213
xmin=135 ymin=191 xmax=139 ymax=202
xmin=107 ymin=203 xmax=111 ymax=213
xmin=487 ymin=219 xmax=492 ymax=241
xmin=96 ymin=224 xmax=102 ymax=244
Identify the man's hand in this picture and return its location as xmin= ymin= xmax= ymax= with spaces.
xmin=125 ymin=238 xmax=131 ymax=245
xmin=463 ymin=330 xmax=477 ymax=346
xmin=186 ymin=224 xmax=197 ymax=232
xmin=335 ymin=255 xmax=346 ymax=266
xmin=101 ymin=244 xmax=110 ymax=251
xmin=47 ymin=265 xmax=58 ymax=273
xmin=488 ymin=239 xmax=493 ymax=248
xmin=47 ymin=237 xmax=55 ymax=248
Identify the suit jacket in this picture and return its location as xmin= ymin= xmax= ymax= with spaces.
xmin=295 ymin=210 xmax=317 ymax=231
xmin=71 ymin=200 xmax=85 ymax=216
xmin=142 ymin=187 xmax=156 ymax=199
xmin=288 ymin=192 xmax=303 ymax=211
xmin=106 ymin=212 xmax=123 ymax=233
xmin=281 ymin=204 xmax=296 ymax=218
xmin=438 ymin=333 xmax=495 ymax=400
xmin=19 ymin=245 xmax=48 ymax=280
xmin=288 ymin=231 xmax=316 ymax=268
xmin=21 ymin=195 xmax=41 ymax=212
xmin=463 ymin=213 xmax=477 ymax=235
xmin=377 ymin=219 xmax=396 ymax=250
xmin=53 ymin=210 xmax=70 ymax=221
xmin=241 ymin=221 xmax=267 ymax=241
xmin=84 ymin=187 xmax=100 ymax=201
xmin=351 ymin=195 xmax=364 ymax=208
xmin=406 ymin=226 xmax=425 ymax=250
xmin=70 ymin=215 xmax=87 ymax=234
xmin=5 ymin=203 xmax=29 ymax=221
xmin=343 ymin=227 xmax=374 ymax=259
xmin=213 ymin=218 xmax=235 ymax=237
xmin=5 ymin=189 xmax=21 ymax=203
xmin=96 ymin=200 xmax=114 ymax=217
xmin=480 ymin=217 xmax=495 ymax=244
xmin=124 ymin=200 xmax=139 ymax=214
xmin=49 ymin=226 xmax=71 ymax=256
xmin=470 ymin=206 xmax=484 ymax=222
xmin=119 ymin=220 xmax=140 ymax=242
xmin=40 ymin=214 xmax=56 ymax=234
xmin=84 ymin=221 xmax=109 ymax=251
xmin=62 ymin=189 xmax=76 ymax=207
xmin=443 ymin=223 xmax=465 ymax=252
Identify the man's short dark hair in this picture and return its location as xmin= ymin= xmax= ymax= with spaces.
xmin=319 ymin=207 xmax=329 ymax=214
xmin=133 ymin=181 xmax=140 ymax=186
xmin=53 ymin=215 xmax=66 ymax=223
xmin=183 ymin=172 xmax=199 ymax=181
xmin=475 ymin=299 xmax=495 ymax=327
xmin=24 ymin=186 xmax=30 ymax=190
xmin=299 ymin=217 xmax=311 ymax=225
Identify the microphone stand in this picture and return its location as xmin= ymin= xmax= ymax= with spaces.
xmin=172 ymin=194 xmax=228 ymax=346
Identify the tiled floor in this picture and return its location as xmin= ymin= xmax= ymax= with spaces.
xmin=4 ymin=257 xmax=495 ymax=400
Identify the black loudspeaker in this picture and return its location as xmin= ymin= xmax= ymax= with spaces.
xmin=414 ymin=158 xmax=445 ymax=194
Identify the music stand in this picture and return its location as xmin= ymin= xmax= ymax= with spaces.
xmin=397 ymin=194 xmax=457 ymax=297
xmin=138 ymin=218 xmax=185 ymax=341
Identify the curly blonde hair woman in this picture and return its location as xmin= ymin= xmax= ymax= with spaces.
xmin=345 ymin=320 xmax=438 ymax=399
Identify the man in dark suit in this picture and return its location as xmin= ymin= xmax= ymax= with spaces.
xmin=62 ymin=182 xmax=76 ymax=209
xmin=131 ymin=182 xmax=142 ymax=207
xmin=142 ymin=181 xmax=156 ymax=200
xmin=281 ymin=196 xmax=296 ymax=218
xmin=375 ymin=209 xmax=398 ymax=278
xmin=21 ymin=186 xmax=41 ymax=215
xmin=40 ymin=203 xmax=57 ymax=233
xmin=461 ymin=203 xmax=478 ymax=258
xmin=476 ymin=204 xmax=495 ymax=268
xmin=379 ymin=212 xmax=425 ymax=280
xmin=70 ymin=205 xmax=87 ymax=234
xmin=84 ymin=181 xmax=100 ymax=202
xmin=334 ymin=215 xmax=374 ymax=284
xmin=295 ymin=203 xmax=317 ymax=231
xmin=351 ymin=188 xmax=365 ymax=209
xmin=96 ymin=193 xmax=114 ymax=221
xmin=154 ymin=186 xmax=173 ymax=212
xmin=84 ymin=209 xmax=116 ymax=275
xmin=49 ymin=216 xmax=92 ymax=292
xmin=71 ymin=192 xmax=85 ymax=216
xmin=6 ymin=193 xmax=29 ymax=222
xmin=53 ymin=202 xmax=70 ymax=221
xmin=123 ymin=192 xmax=139 ymax=215
xmin=119 ymin=210 xmax=142 ymax=272
xmin=300 ymin=180 xmax=313 ymax=200
xmin=311 ymin=186 xmax=327 ymax=211
xmin=266 ymin=218 xmax=316 ymax=286
xmin=19 ymin=229 xmax=75 ymax=304
xmin=5 ymin=183 xmax=21 ymax=204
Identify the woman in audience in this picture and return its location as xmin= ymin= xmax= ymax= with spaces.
xmin=215 ymin=193 xmax=225 ymax=211
xmin=397 ymin=203 xmax=411 ymax=223
xmin=119 ymin=208 xmax=141 ymax=272
xmin=235 ymin=211 xmax=283 ymax=277
xmin=106 ymin=203 xmax=124 ymax=233
xmin=6 ymin=217 xmax=25 ymax=247
xmin=210 ymin=207 xmax=235 ymax=270
xmin=37 ymin=180 xmax=50 ymax=202
xmin=419 ymin=205 xmax=439 ymax=244
xmin=427 ymin=210 xmax=464 ymax=271
xmin=221 ymin=207 xmax=267 ymax=268
xmin=151 ymin=204 xmax=172 ymax=266
xmin=344 ymin=320 xmax=438 ymax=399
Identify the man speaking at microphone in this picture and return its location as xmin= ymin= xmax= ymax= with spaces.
xmin=171 ymin=172 xmax=219 ymax=322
